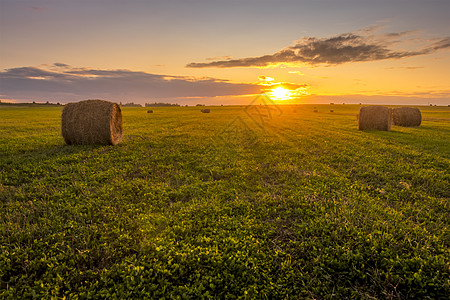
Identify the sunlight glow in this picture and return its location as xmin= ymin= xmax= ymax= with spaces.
xmin=270 ymin=86 xmax=291 ymax=101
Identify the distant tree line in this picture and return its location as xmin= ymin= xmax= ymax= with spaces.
xmin=0 ymin=100 xmax=61 ymax=106
xmin=120 ymin=102 xmax=142 ymax=107
xmin=145 ymin=102 xmax=180 ymax=107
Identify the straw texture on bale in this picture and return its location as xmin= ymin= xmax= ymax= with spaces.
xmin=393 ymin=107 xmax=421 ymax=127
xmin=201 ymin=109 xmax=210 ymax=113
xmin=358 ymin=106 xmax=392 ymax=131
xmin=61 ymin=100 xmax=123 ymax=145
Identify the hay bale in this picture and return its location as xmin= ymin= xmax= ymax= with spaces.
xmin=313 ymin=109 xmax=318 ymax=113
xmin=201 ymin=109 xmax=210 ymax=113
xmin=330 ymin=110 xmax=334 ymax=112
xmin=358 ymin=106 xmax=392 ymax=131
xmin=61 ymin=99 xmax=122 ymax=145
xmin=393 ymin=107 xmax=421 ymax=127
xmin=147 ymin=110 xmax=153 ymax=113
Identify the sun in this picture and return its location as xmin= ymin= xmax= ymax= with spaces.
xmin=270 ymin=86 xmax=291 ymax=101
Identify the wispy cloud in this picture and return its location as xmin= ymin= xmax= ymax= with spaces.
xmin=288 ymin=71 xmax=305 ymax=76
xmin=27 ymin=6 xmax=47 ymax=12
xmin=206 ymin=55 xmax=233 ymax=61
xmin=187 ymin=28 xmax=450 ymax=68
xmin=384 ymin=66 xmax=424 ymax=70
xmin=0 ymin=64 xmax=262 ymax=103
xmin=258 ymin=75 xmax=274 ymax=82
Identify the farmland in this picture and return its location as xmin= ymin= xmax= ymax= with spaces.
xmin=0 ymin=103 xmax=449 ymax=299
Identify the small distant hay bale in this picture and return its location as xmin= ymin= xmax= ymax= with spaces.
xmin=313 ymin=109 xmax=318 ymax=113
xmin=358 ymin=106 xmax=392 ymax=131
xmin=61 ymin=99 xmax=123 ymax=145
xmin=330 ymin=110 xmax=334 ymax=112
xmin=393 ymin=107 xmax=421 ymax=127
xmin=147 ymin=110 xmax=153 ymax=113
xmin=201 ymin=109 xmax=210 ymax=113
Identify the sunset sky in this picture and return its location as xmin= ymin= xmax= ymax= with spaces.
xmin=1 ymin=0 xmax=449 ymax=105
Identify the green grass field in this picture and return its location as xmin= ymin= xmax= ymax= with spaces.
xmin=1 ymin=104 xmax=449 ymax=299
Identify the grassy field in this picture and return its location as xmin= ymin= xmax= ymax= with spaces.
xmin=1 ymin=103 xmax=449 ymax=299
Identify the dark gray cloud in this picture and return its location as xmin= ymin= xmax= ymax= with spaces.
xmin=425 ymin=37 xmax=450 ymax=51
xmin=0 ymin=67 xmax=70 ymax=79
xmin=0 ymin=65 xmax=262 ymax=103
xmin=53 ymin=62 xmax=70 ymax=68
xmin=187 ymin=30 xmax=450 ymax=68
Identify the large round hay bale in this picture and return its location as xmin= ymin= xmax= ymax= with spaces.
xmin=201 ymin=109 xmax=210 ymax=113
xmin=393 ymin=107 xmax=421 ymax=127
xmin=358 ymin=106 xmax=392 ymax=131
xmin=61 ymin=99 xmax=123 ymax=145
